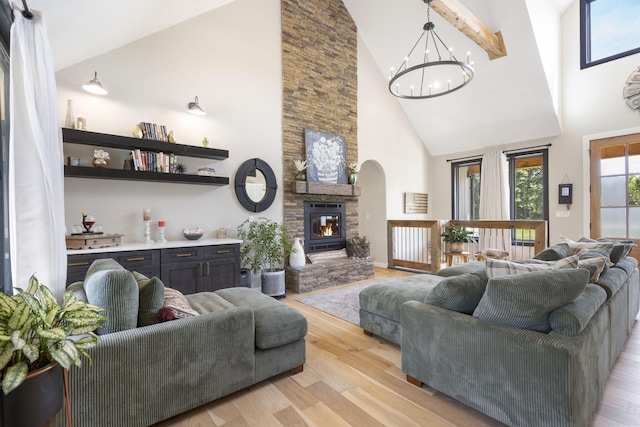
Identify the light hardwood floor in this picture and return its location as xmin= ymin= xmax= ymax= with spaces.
xmin=155 ymin=268 xmax=640 ymax=427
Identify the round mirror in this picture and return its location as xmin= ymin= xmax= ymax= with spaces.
xmin=245 ymin=169 xmax=267 ymax=203
xmin=235 ymin=158 xmax=277 ymax=212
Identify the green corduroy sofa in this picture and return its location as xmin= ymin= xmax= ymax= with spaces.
xmin=57 ymin=259 xmax=307 ymax=427
xmin=360 ymin=241 xmax=639 ymax=427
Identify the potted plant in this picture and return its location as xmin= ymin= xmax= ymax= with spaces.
xmin=0 ymin=275 xmax=107 ymax=426
xmin=237 ymin=217 xmax=293 ymax=298
xmin=441 ymin=225 xmax=474 ymax=253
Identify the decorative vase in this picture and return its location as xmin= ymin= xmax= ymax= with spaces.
xmin=290 ymin=237 xmax=306 ymax=267
xmin=0 ymin=362 xmax=63 ymax=427
xmin=92 ymin=158 xmax=108 ymax=168
xmin=65 ymin=99 xmax=74 ymax=128
xmin=317 ymin=167 xmax=339 ymax=183
xmin=349 ymin=171 xmax=358 ymax=185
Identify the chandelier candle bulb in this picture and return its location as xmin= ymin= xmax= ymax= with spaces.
xmin=467 ymin=51 xmax=471 ymax=64
xmin=426 ymin=49 xmax=429 ymax=62
xmin=449 ymin=47 xmax=453 ymax=60
xmin=448 ymin=80 xmax=451 ymax=90
xmin=411 ymin=86 xmax=414 ymax=96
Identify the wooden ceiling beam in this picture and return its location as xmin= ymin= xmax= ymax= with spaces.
xmin=430 ymin=0 xmax=507 ymax=60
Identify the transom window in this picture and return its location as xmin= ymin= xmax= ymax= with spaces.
xmin=580 ymin=0 xmax=640 ymax=69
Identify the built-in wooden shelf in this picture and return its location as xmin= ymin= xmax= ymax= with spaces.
xmin=292 ymin=181 xmax=360 ymax=196
xmin=62 ymin=128 xmax=228 ymax=160
xmin=64 ymin=166 xmax=229 ymax=186
xmin=62 ymin=128 xmax=229 ymax=186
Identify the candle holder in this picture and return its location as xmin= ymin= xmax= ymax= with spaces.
xmin=144 ymin=221 xmax=154 ymax=244
xmin=157 ymin=226 xmax=167 ymax=243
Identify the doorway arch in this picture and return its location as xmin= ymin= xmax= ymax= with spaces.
xmin=358 ymin=160 xmax=387 ymax=266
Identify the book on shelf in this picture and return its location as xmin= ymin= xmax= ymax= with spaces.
xmin=130 ymin=150 xmax=177 ymax=173
xmin=139 ymin=122 xmax=169 ymax=142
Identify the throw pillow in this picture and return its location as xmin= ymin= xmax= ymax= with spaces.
xmin=596 ymin=237 xmax=635 ymax=264
xmin=532 ymin=243 xmax=571 ymax=261
xmin=473 ymin=268 xmax=590 ymax=333
xmin=548 ymin=284 xmax=607 ymax=336
xmin=485 ymin=255 xmax=579 ymax=279
xmin=84 ymin=260 xmax=139 ymax=335
xmin=425 ymin=270 xmax=489 ymax=314
xmin=158 ymin=288 xmax=199 ymax=321
xmin=561 ymin=236 xmax=614 ymax=258
xmin=132 ymin=271 xmax=165 ymax=327
xmin=577 ymin=257 xmax=608 ymax=283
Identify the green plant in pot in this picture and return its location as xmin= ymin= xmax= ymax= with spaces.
xmin=237 ymin=217 xmax=293 ymax=298
xmin=0 ymin=275 xmax=107 ymax=426
xmin=441 ymin=225 xmax=474 ymax=253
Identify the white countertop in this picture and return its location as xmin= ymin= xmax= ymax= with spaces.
xmin=67 ymin=238 xmax=242 ymax=255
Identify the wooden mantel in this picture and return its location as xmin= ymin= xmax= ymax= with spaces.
xmin=292 ymin=181 xmax=361 ymax=196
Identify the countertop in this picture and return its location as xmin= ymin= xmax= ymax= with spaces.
xmin=67 ymin=238 xmax=243 ymax=255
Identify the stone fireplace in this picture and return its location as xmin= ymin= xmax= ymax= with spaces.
xmin=281 ymin=0 xmax=374 ymax=293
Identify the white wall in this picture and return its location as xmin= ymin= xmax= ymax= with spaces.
xmin=56 ymin=0 xmax=282 ymax=243
xmin=357 ymin=36 xmax=431 ymax=218
xmin=357 ymin=36 xmax=432 ymax=265
xmin=430 ymin=1 xmax=640 ymax=245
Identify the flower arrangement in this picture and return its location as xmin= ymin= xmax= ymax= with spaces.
xmin=293 ymin=159 xmax=307 ymax=181
xmin=93 ymin=149 xmax=110 ymax=160
xmin=348 ymin=162 xmax=359 ymax=174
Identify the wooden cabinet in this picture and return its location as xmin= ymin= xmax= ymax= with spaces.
xmin=67 ymin=243 xmax=240 ymax=295
xmin=62 ymin=128 xmax=230 ymax=186
xmin=160 ymin=244 xmax=240 ymax=294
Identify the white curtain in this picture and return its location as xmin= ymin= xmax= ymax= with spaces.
xmin=479 ymin=150 xmax=511 ymax=250
xmin=9 ymin=4 xmax=66 ymax=298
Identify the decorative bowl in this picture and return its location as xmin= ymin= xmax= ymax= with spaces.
xmin=183 ymin=228 xmax=204 ymax=240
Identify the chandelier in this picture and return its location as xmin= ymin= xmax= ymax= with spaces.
xmin=389 ymin=0 xmax=474 ymax=99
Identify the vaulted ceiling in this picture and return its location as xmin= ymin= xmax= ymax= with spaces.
xmin=28 ymin=0 xmax=575 ymax=156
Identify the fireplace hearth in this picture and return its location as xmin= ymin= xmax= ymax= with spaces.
xmin=303 ymin=201 xmax=346 ymax=253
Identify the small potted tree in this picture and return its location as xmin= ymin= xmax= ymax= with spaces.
xmin=0 ymin=275 xmax=107 ymax=426
xmin=441 ymin=225 xmax=474 ymax=253
xmin=237 ymin=217 xmax=293 ymax=298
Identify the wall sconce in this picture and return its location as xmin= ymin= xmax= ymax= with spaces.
xmin=187 ymin=96 xmax=206 ymax=115
xmin=82 ymin=71 xmax=108 ymax=95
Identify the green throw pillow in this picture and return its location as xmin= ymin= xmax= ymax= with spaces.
xmin=132 ymin=271 xmax=165 ymax=327
xmin=532 ymin=243 xmax=571 ymax=261
xmin=84 ymin=259 xmax=139 ymax=335
xmin=473 ymin=268 xmax=589 ymax=333
xmin=425 ymin=270 xmax=488 ymax=314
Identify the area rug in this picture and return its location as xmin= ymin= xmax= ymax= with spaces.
xmin=296 ymin=282 xmax=379 ymax=325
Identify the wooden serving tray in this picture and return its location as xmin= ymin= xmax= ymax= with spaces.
xmin=66 ymin=233 xmax=123 ymax=250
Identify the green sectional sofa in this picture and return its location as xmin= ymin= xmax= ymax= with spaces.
xmin=360 ymin=241 xmax=639 ymax=427
xmin=57 ymin=259 xmax=307 ymax=427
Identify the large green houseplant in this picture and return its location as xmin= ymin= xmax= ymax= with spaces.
xmin=441 ymin=225 xmax=474 ymax=253
xmin=237 ymin=217 xmax=293 ymax=297
xmin=0 ymin=275 xmax=107 ymax=394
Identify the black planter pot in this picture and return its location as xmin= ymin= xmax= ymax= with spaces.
xmin=0 ymin=363 xmax=63 ymax=427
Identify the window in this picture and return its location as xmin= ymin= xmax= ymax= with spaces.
xmin=508 ymin=151 xmax=549 ymax=222
xmin=580 ymin=0 xmax=640 ymax=69
xmin=590 ymin=134 xmax=640 ymax=240
xmin=451 ymin=159 xmax=481 ymax=220
xmin=451 ymin=150 xmax=549 ymax=233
